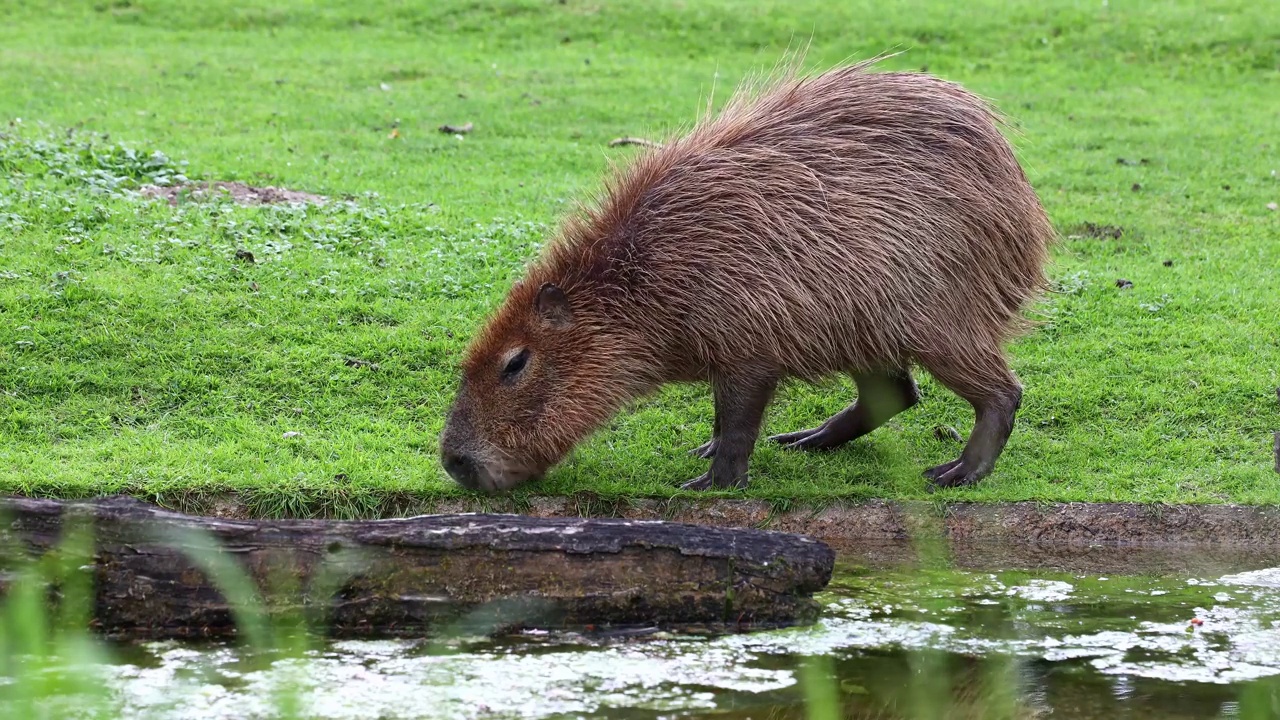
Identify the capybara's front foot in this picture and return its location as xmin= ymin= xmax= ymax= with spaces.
xmin=680 ymin=469 xmax=748 ymax=491
xmin=688 ymin=438 xmax=718 ymax=459
xmin=923 ymin=458 xmax=990 ymax=490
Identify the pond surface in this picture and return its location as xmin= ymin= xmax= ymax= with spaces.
xmin=18 ymin=544 xmax=1280 ymax=719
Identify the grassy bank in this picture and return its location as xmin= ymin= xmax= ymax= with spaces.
xmin=1 ymin=0 xmax=1278 ymax=515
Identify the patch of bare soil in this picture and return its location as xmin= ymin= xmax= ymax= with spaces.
xmin=1068 ymin=222 xmax=1125 ymax=240
xmin=139 ymin=181 xmax=326 ymax=206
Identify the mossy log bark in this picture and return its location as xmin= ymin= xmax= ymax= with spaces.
xmin=0 ymin=495 xmax=834 ymax=640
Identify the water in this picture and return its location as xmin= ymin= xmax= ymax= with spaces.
xmin=14 ymin=543 xmax=1280 ymax=719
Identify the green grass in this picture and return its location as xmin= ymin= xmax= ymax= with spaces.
xmin=0 ymin=0 xmax=1277 ymax=515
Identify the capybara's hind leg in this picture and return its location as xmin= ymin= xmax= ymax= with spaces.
xmin=918 ymin=349 xmax=1022 ymax=489
xmin=770 ymin=368 xmax=919 ymax=451
xmin=681 ymin=372 xmax=777 ymax=491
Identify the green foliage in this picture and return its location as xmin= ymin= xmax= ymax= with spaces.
xmin=1237 ymin=677 xmax=1280 ymax=720
xmin=0 ymin=0 xmax=1278 ymax=511
xmin=0 ymin=519 xmax=116 ymax=718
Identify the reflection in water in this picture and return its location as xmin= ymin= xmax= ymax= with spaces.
xmin=11 ymin=558 xmax=1280 ymax=718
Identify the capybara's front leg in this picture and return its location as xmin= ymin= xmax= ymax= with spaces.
xmin=681 ymin=373 xmax=777 ymax=490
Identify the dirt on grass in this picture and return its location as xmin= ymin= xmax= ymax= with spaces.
xmin=139 ymin=181 xmax=326 ymax=206
xmin=1069 ymin=222 xmax=1125 ymax=240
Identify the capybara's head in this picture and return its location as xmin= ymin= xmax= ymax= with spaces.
xmin=440 ymin=278 xmax=630 ymax=492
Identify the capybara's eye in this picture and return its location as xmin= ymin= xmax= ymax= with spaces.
xmin=501 ymin=348 xmax=530 ymax=381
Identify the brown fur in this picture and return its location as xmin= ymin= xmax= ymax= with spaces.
xmin=440 ymin=58 xmax=1055 ymax=492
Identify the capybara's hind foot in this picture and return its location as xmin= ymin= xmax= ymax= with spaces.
xmin=769 ymin=426 xmax=847 ymax=451
xmin=688 ymin=438 xmax=718 ymax=459
xmin=923 ymin=459 xmax=989 ymax=490
xmin=679 ymin=470 xmax=749 ymax=491
xmin=771 ymin=368 xmax=919 ymax=452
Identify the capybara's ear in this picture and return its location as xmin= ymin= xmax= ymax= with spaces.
xmin=535 ymin=282 xmax=573 ymax=328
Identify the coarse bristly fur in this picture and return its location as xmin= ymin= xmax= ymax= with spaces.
xmin=440 ymin=57 xmax=1056 ymax=493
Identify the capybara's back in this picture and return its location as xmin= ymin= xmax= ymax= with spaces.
xmin=617 ymin=63 xmax=1053 ymax=379
xmin=441 ymin=59 xmax=1055 ymax=493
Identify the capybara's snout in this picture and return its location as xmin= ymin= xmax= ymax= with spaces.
xmin=441 ymin=448 xmax=479 ymax=487
xmin=439 ymin=403 xmax=540 ymax=492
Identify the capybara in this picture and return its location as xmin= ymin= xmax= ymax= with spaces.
xmin=440 ymin=58 xmax=1054 ymax=492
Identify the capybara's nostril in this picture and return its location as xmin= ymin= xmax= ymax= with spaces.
xmin=442 ymin=450 xmax=478 ymax=487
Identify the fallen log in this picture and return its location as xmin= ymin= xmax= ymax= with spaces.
xmin=0 ymin=496 xmax=834 ymax=640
